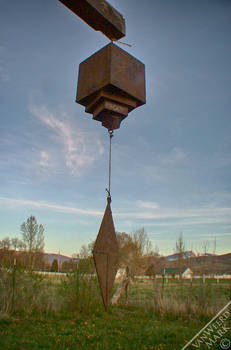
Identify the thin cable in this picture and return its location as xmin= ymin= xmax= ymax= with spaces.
xmin=106 ymin=130 xmax=113 ymax=203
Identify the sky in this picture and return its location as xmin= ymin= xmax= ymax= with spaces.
xmin=0 ymin=0 xmax=231 ymax=257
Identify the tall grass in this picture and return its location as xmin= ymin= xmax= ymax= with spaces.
xmin=0 ymin=267 xmax=230 ymax=320
xmin=60 ymin=271 xmax=102 ymax=315
xmin=0 ymin=266 xmax=102 ymax=317
xmin=0 ymin=267 xmax=65 ymax=316
xmin=124 ymin=278 xmax=230 ymax=319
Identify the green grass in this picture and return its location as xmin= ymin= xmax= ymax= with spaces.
xmin=0 ymin=307 xmax=210 ymax=350
xmin=1 ymin=306 xmax=230 ymax=350
xmin=0 ymin=271 xmax=230 ymax=350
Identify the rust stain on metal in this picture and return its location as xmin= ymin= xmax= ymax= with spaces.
xmin=76 ymin=42 xmax=146 ymax=130
xmin=58 ymin=0 xmax=125 ymax=40
xmin=93 ymin=201 xmax=119 ymax=310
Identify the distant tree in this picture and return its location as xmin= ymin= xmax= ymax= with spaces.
xmin=116 ymin=228 xmax=154 ymax=275
xmin=50 ymin=259 xmax=58 ymax=272
xmin=0 ymin=237 xmax=12 ymax=267
xmin=202 ymin=240 xmax=210 ymax=256
xmin=62 ymin=258 xmax=79 ymax=272
xmin=116 ymin=231 xmax=139 ymax=270
xmin=213 ymin=237 xmax=217 ymax=256
xmin=131 ymin=228 xmax=152 ymax=256
xmin=153 ymin=244 xmax=160 ymax=257
xmin=79 ymin=244 xmax=90 ymax=258
xmin=146 ymin=256 xmax=163 ymax=278
xmin=174 ymin=233 xmax=186 ymax=281
xmin=78 ymin=241 xmax=95 ymax=258
xmin=17 ymin=240 xmax=26 ymax=251
xmin=145 ymin=247 xmax=163 ymax=278
xmin=20 ymin=215 xmax=45 ymax=269
xmin=175 ymin=232 xmax=185 ymax=259
xmin=11 ymin=237 xmax=20 ymax=250
xmin=0 ymin=237 xmax=11 ymax=250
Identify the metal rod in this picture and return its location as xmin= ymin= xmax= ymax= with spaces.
xmin=107 ymin=130 xmax=113 ymax=202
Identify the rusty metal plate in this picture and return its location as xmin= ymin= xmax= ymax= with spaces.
xmin=85 ymin=90 xmax=137 ymax=114
xmin=58 ymin=0 xmax=125 ymax=40
xmin=76 ymin=42 xmax=146 ymax=107
xmin=93 ymin=202 xmax=119 ymax=310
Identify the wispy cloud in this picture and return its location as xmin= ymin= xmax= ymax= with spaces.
xmin=39 ymin=151 xmax=50 ymax=168
xmin=160 ymin=147 xmax=188 ymax=166
xmin=29 ymin=105 xmax=104 ymax=175
xmin=1 ymin=196 xmax=230 ymax=227
xmin=115 ymin=206 xmax=231 ymax=221
xmin=0 ymin=197 xmax=103 ymax=217
xmin=137 ymin=200 xmax=160 ymax=210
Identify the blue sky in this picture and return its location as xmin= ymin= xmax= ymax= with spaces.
xmin=0 ymin=0 xmax=230 ymax=256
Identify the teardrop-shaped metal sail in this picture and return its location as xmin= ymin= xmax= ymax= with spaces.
xmin=93 ymin=201 xmax=119 ymax=310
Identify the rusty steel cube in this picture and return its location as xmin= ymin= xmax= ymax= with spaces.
xmin=76 ymin=43 xmax=146 ymax=130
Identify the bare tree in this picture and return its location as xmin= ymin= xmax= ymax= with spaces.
xmin=213 ymin=237 xmax=217 ymax=256
xmin=78 ymin=241 xmax=95 ymax=258
xmin=202 ymin=240 xmax=209 ymax=256
xmin=11 ymin=237 xmax=20 ymax=251
xmin=116 ymin=228 xmax=154 ymax=275
xmin=174 ymin=233 xmax=186 ymax=281
xmin=79 ymin=244 xmax=90 ymax=259
xmin=131 ymin=228 xmax=152 ymax=256
xmin=0 ymin=237 xmax=12 ymax=267
xmin=20 ymin=216 xmax=45 ymax=269
xmin=0 ymin=237 xmax=11 ymax=250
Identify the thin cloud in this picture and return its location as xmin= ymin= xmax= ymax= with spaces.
xmin=1 ymin=196 xmax=230 ymax=229
xmin=131 ymin=218 xmax=231 ymax=227
xmin=160 ymin=147 xmax=188 ymax=166
xmin=39 ymin=151 xmax=50 ymax=168
xmin=29 ymin=105 xmax=104 ymax=175
xmin=0 ymin=197 xmax=103 ymax=217
xmin=137 ymin=200 xmax=160 ymax=210
xmin=115 ymin=206 xmax=231 ymax=221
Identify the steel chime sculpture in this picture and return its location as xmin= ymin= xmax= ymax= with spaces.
xmin=59 ymin=0 xmax=146 ymax=310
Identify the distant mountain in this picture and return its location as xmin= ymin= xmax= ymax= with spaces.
xmin=44 ymin=253 xmax=77 ymax=264
xmin=165 ymin=250 xmax=197 ymax=261
xmin=164 ymin=252 xmax=231 ymax=275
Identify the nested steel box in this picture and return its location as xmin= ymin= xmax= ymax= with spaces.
xmin=76 ymin=43 xmax=146 ymax=130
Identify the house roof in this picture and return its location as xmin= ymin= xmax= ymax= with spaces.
xmin=160 ymin=267 xmax=192 ymax=275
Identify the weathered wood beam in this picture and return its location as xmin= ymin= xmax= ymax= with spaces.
xmin=58 ymin=0 xmax=126 ymax=40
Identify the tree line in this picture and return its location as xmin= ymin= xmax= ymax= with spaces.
xmin=0 ymin=215 xmax=46 ymax=270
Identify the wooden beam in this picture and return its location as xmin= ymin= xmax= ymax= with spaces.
xmin=58 ymin=0 xmax=126 ymax=40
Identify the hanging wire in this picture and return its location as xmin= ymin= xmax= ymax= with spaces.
xmin=111 ymin=39 xmax=132 ymax=48
xmin=117 ymin=41 xmax=132 ymax=47
xmin=106 ymin=130 xmax=113 ymax=203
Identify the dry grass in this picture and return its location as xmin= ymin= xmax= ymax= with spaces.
xmin=122 ymin=278 xmax=230 ymax=319
xmin=0 ymin=267 xmax=230 ymax=319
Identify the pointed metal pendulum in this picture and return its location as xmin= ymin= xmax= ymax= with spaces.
xmin=93 ymin=130 xmax=119 ymax=310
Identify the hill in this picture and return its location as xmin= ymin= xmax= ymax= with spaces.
xmin=164 ymin=253 xmax=231 ymax=275
xmin=44 ymin=253 xmax=75 ymax=264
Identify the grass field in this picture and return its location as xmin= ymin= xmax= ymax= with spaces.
xmin=0 ymin=271 xmax=230 ymax=350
